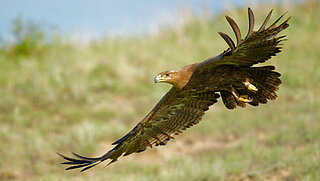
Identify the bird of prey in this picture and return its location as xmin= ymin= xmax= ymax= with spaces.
xmin=58 ymin=8 xmax=290 ymax=172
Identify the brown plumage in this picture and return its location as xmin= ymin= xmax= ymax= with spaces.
xmin=58 ymin=8 xmax=289 ymax=172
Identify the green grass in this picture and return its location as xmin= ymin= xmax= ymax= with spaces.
xmin=0 ymin=1 xmax=320 ymax=180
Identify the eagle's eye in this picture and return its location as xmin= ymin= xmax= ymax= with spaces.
xmin=165 ymin=73 xmax=170 ymax=76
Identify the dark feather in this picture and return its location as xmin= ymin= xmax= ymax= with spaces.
xmin=246 ymin=8 xmax=255 ymax=38
xmin=218 ymin=32 xmax=236 ymax=50
xmin=225 ymin=16 xmax=242 ymax=45
xmin=258 ymin=9 xmax=273 ymax=32
xmin=269 ymin=11 xmax=288 ymax=29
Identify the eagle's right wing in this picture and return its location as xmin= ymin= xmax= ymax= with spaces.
xmin=58 ymin=88 xmax=219 ymax=171
xmin=200 ymin=8 xmax=290 ymax=68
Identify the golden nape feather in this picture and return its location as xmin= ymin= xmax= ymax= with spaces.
xmin=58 ymin=8 xmax=289 ymax=172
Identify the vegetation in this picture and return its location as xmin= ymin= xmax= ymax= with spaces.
xmin=0 ymin=1 xmax=319 ymax=180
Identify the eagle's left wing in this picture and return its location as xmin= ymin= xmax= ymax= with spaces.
xmin=58 ymin=88 xmax=219 ymax=171
xmin=199 ymin=8 xmax=290 ymax=68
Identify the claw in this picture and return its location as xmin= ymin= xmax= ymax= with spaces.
xmin=238 ymin=95 xmax=252 ymax=103
xmin=231 ymin=90 xmax=252 ymax=103
xmin=243 ymin=80 xmax=258 ymax=92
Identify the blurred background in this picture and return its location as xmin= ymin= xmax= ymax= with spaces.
xmin=0 ymin=0 xmax=319 ymax=180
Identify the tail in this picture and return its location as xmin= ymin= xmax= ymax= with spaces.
xmin=221 ymin=66 xmax=281 ymax=109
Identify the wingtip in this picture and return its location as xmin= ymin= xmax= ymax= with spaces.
xmin=258 ymin=9 xmax=274 ymax=32
xmin=225 ymin=15 xmax=231 ymax=20
xmin=269 ymin=11 xmax=289 ymax=28
xmin=286 ymin=16 xmax=292 ymax=22
xmin=246 ymin=7 xmax=255 ymax=38
xmin=218 ymin=32 xmax=236 ymax=51
xmin=80 ymin=162 xmax=100 ymax=172
xmin=225 ymin=15 xmax=242 ymax=45
xmin=57 ymin=152 xmax=67 ymax=159
xmin=57 ymin=151 xmax=102 ymax=171
xmin=111 ymin=141 xmax=118 ymax=145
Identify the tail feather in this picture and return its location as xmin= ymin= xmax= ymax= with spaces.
xmin=248 ymin=66 xmax=281 ymax=104
xmin=221 ymin=66 xmax=281 ymax=109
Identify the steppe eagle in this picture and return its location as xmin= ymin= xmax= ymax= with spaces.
xmin=58 ymin=8 xmax=290 ymax=171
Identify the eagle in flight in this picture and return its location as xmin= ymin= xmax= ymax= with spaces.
xmin=58 ymin=8 xmax=290 ymax=172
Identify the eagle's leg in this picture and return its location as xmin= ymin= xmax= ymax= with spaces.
xmin=230 ymin=86 xmax=253 ymax=103
xmin=238 ymin=95 xmax=252 ymax=103
xmin=243 ymin=79 xmax=258 ymax=92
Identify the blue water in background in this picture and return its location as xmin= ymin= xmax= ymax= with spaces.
xmin=0 ymin=0 xmax=283 ymax=42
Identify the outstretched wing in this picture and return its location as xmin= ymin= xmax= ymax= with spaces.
xmin=58 ymin=88 xmax=220 ymax=171
xmin=200 ymin=8 xmax=290 ymax=68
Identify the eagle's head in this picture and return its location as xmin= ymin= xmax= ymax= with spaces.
xmin=154 ymin=70 xmax=179 ymax=84
xmin=154 ymin=64 xmax=198 ymax=90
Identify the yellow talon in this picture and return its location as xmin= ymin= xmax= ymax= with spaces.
xmin=243 ymin=80 xmax=258 ymax=92
xmin=238 ymin=95 xmax=252 ymax=103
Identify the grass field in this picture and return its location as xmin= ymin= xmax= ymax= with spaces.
xmin=0 ymin=1 xmax=319 ymax=181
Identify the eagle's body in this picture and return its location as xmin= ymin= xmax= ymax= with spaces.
xmin=58 ymin=8 xmax=290 ymax=172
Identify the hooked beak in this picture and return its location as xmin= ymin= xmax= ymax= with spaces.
xmin=154 ymin=75 xmax=161 ymax=83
